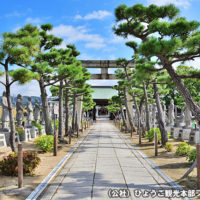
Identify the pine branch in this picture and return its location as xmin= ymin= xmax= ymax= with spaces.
xmin=170 ymin=54 xmax=200 ymax=64
xmin=8 ymin=80 xmax=17 ymax=86
xmin=0 ymin=61 xmax=5 ymax=66
xmin=180 ymin=74 xmax=200 ymax=79
xmin=0 ymin=80 xmax=6 ymax=86
xmin=44 ymin=75 xmax=69 ymax=87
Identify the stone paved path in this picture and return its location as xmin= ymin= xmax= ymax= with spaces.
xmin=41 ymin=121 xmax=180 ymax=200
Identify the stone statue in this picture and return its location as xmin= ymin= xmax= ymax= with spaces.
xmin=149 ymin=104 xmax=153 ymax=124
xmin=141 ymin=105 xmax=146 ymax=123
xmin=168 ymin=99 xmax=175 ymax=126
xmin=41 ymin=111 xmax=45 ymax=125
xmin=152 ymin=103 xmax=157 ymax=124
xmin=1 ymin=91 xmax=9 ymax=130
xmin=27 ymin=97 xmax=33 ymax=127
xmin=16 ymin=94 xmax=24 ymax=127
xmin=183 ymin=104 xmax=192 ymax=128
xmin=34 ymin=99 xmax=41 ymax=123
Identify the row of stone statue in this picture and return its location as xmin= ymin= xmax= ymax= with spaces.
xmin=139 ymin=99 xmax=195 ymax=129
xmin=1 ymin=92 xmax=42 ymax=130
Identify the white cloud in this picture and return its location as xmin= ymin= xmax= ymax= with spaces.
xmin=51 ymin=25 xmax=106 ymax=49
xmin=75 ymin=10 xmax=112 ymax=20
xmin=85 ymin=42 xmax=105 ymax=49
xmin=147 ymin=0 xmax=191 ymax=8
xmin=5 ymin=9 xmax=32 ymax=18
xmin=25 ymin=17 xmax=41 ymax=24
xmin=5 ymin=11 xmax=22 ymax=18
xmin=78 ymin=53 xmax=96 ymax=60
xmin=109 ymin=34 xmax=141 ymax=47
xmin=182 ymin=58 xmax=200 ymax=69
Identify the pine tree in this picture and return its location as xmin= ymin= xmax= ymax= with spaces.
xmin=0 ymin=24 xmax=39 ymax=151
xmin=31 ymin=23 xmax=63 ymax=135
xmin=113 ymin=3 xmax=200 ymax=121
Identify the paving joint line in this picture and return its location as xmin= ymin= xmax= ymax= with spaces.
xmin=46 ymin=139 xmax=88 ymax=200
xmin=91 ymin=127 xmax=100 ymax=200
xmin=119 ymin=134 xmax=165 ymax=184
xmin=26 ymin=127 xmax=93 ymax=200
xmin=114 ymin=125 xmax=193 ymax=200
xmin=111 ymin=134 xmax=133 ymax=200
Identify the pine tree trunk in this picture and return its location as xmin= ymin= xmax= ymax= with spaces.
xmin=143 ymin=81 xmax=150 ymax=131
xmin=120 ymin=103 xmax=128 ymax=131
xmin=81 ymin=109 xmax=84 ymax=132
xmin=4 ymin=67 xmax=16 ymax=152
xmin=139 ymin=98 xmax=146 ymax=137
xmin=153 ymin=80 xmax=168 ymax=146
xmin=165 ymin=64 xmax=200 ymax=121
xmin=39 ymin=78 xmax=52 ymax=135
xmin=124 ymin=88 xmax=136 ymax=132
xmin=58 ymin=81 xmax=63 ymax=140
xmin=133 ymin=96 xmax=142 ymax=144
xmin=65 ymin=84 xmax=69 ymax=137
xmin=72 ymin=92 xmax=77 ymax=133
xmin=6 ymin=89 xmax=16 ymax=152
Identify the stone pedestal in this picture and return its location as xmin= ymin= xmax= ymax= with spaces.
xmin=30 ymin=127 xmax=38 ymax=139
xmin=2 ymin=131 xmax=20 ymax=146
xmin=40 ymin=129 xmax=46 ymax=135
xmin=174 ymin=115 xmax=184 ymax=128
xmin=189 ymin=129 xmax=198 ymax=144
xmin=21 ymin=128 xmax=31 ymax=142
xmin=0 ymin=134 xmax=7 ymax=148
xmin=182 ymin=128 xmax=192 ymax=140
xmin=2 ymin=122 xmax=9 ymax=132
xmin=173 ymin=127 xmax=183 ymax=139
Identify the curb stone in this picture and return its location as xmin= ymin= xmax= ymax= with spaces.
xmin=26 ymin=128 xmax=92 ymax=200
xmin=119 ymin=131 xmax=193 ymax=200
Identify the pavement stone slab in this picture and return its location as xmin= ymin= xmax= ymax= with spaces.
xmin=40 ymin=121 xmax=182 ymax=200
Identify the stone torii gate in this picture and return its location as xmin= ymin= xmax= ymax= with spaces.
xmin=81 ymin=60 xmax=134 ymax=80
xmin=76 ymin=60 xmax=134 ymax=130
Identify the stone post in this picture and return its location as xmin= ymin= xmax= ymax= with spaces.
xmin=76 ymin=95 xmax=83 ymax=131
xmin=126 ymin=92 xmax=134 ymax=131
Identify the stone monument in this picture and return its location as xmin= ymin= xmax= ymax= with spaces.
xmin=34 ymin=99 xmax=41 ymax=123
xmin=183 ymin=104 xmax=192 ymax=128
xmin=27 ymin=97 xmax=33 ymax=127
xmin=16 ymin=94 xmax=24 ymax=127
xmin=161 ymin=101 xmax=167 ymax=125
xmin=168 ymin=99 xmax=175 ymax=126
xmin=149 ymin=104 xmax=153 ymax=125
xmin=152 ymin=103 xmax=157 ymax=125
xmin=1 ymin=91 xmax=9 ymax=131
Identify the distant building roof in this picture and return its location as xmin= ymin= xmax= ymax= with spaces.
xmin=91 ymin=86 xmax=117 ymax=100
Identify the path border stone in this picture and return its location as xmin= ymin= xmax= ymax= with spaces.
xmin=26 ymin=128 xmax=92 ymax=200
xmin=119 ymin=131 xmax=193 ymax=200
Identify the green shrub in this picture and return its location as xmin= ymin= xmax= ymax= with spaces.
xmin=32 ymin=122 xmax=43 ymax=133
xmin=34 ymin=135 xmax=54 ymax=152
xmin=0 ymin=151 xmax=41 ymax=176
xmin=145 ymin=128 xmax=170 ymax=143
xmin=165 ymin=142 xmax=173 ymax=152
xmin=51 ymin=120 xmax=59 ymax=130
xmin=16 ymin=126 xmax=25 ymax=140
xmin=145 ymin=128 xmax=160 ymax=142
xmin=175 ymin=142 xmax=191 ymax=156
xmin=186 ymin=149 xmax=196 ymax=162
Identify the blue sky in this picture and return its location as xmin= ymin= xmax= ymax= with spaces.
xmin=0 ymin=0 xmax=200 ymax=96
